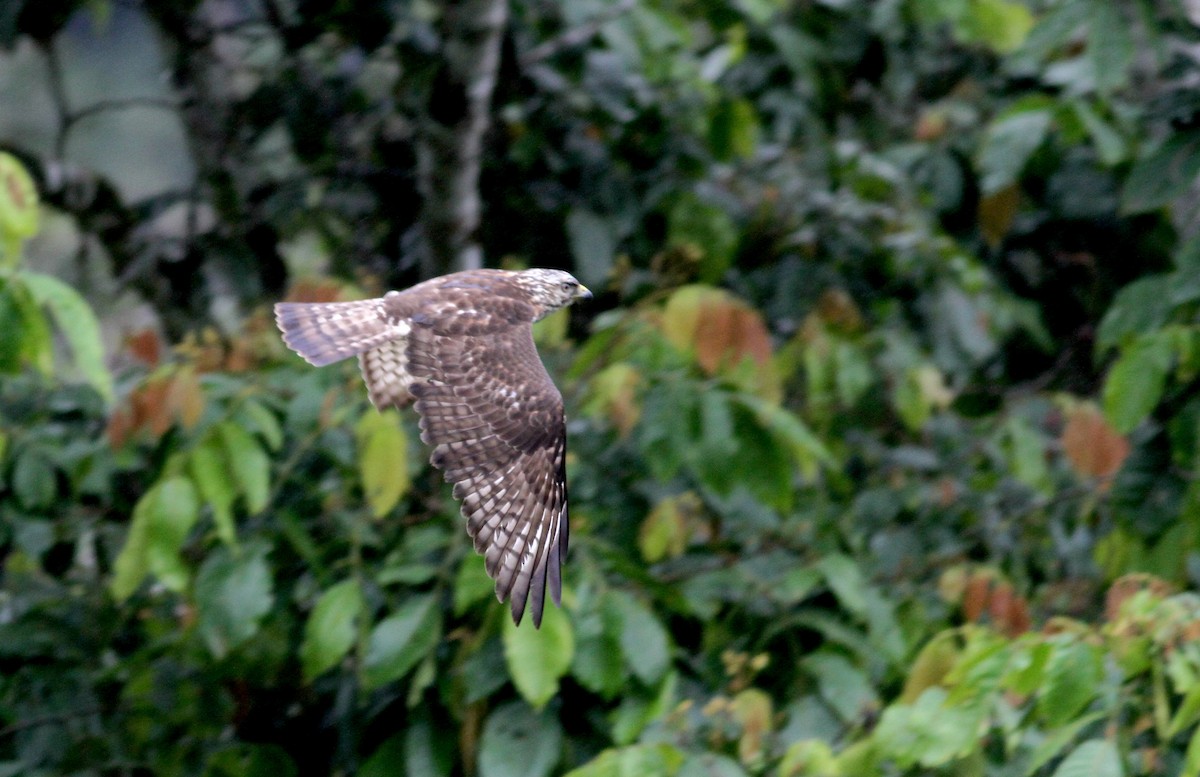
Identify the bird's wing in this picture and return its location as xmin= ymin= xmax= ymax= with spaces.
xmin=406 ymin=318 xmax=568 ymax=627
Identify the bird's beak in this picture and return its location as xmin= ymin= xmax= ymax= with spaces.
xmin=576 ymin=285 xmax=593 ymax=300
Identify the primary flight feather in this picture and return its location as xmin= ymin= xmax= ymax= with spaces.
xmin=275 ymin=268 xmax=591 ymax=627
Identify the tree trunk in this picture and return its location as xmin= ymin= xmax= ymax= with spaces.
xmin=417 ymin=0 xmax=509 ymax=277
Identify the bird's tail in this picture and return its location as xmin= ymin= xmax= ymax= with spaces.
xmin=275 ymin=299 xmax=394 ymax=367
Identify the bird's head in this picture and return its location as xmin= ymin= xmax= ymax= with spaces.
xmin=514 ymin=268 xmax=592 ymax=320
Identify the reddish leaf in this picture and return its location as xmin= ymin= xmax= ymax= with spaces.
xmin=133 ymin=377 xmax=174 ymax=439
xmin=988 ymin=581 xmax=1031 ymax=637
xmin=962 ymin=573 xmax=991 ymax=623
xmin=1061 ymin=404 xmax=1130 ymax=490
xmin=660 ymin=285 xmax=777 ymax=398
xmin=124 ymin=328 xmax=162 ymax=366
xmin=285 ymin=278 xmax=345 ymax=303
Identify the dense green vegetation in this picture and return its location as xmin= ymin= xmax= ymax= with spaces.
xmin=3 ymin=0 xmax=1200 ymax=774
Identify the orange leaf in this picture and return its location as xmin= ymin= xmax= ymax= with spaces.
xmin=124 ymin=328 xmax=162 ymax=366
xmin=167 ymin=367 xmax=205 ymax=429
xmin=988 ymin=581 xmax=1031 ymax=637
xmin=285 ymin=278 xmax=345 ymax=303
xmin=660 ymin=285 xmax=777 ymax=398
xmin=962 ymin=573 xmax=991 ymax=623
xmin=134 ymin=377 xmax=174 ymax=439
xmin=106 ymin=407 xmax=135 ymax=448
xmin=1061 ymin=404 xmax=1130 ymax=489
xmin=1105 ymin=573 xmax=1171 ymax=621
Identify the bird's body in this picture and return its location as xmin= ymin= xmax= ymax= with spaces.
xmin=275 ymin=268 xmax=590 ymax=627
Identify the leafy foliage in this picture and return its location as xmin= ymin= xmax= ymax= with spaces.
xmin=3 ymin=0 xmax=1200 ymax=775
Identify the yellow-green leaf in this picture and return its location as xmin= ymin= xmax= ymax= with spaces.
xmin=1103 ymin=332 xmax=1174 ymax=434
xmin=355 ymin=409 xmax=409 ymax=518
xmin=189 ymin=436 xmax=238 ymax=546
xmin=218 ymin=421 xmax=271 ymax=514
xmin=22 ymin=271 xmax=114 ymax=403
xmin=111 ymin=476 xmax=199 ymax=600
xmin=504 ymin=602 xmax=575 ymax=709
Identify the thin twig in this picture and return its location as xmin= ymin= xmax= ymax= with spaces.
xmin=69 ymin=97 xmax=181 ymax=125
xmin=0 ymin=707 xmax=104 ymax=737
xmin=518 ymin=0 xmax=638 ymax=67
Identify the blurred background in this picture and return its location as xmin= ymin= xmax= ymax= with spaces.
xmin=2 ymin=0 xmax=1200 ymax=775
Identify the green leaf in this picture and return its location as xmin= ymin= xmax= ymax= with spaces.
xmin=0 ymin=280 xmax=23 ymax=371
xmin=1169 ymin=683 xmax=1200 ymax=738
xmin=300 ymin=579 xmax=364 ymax=681
xmin=453 ymin=552 xmax=496 ymax=615
xmin=977 ymin=107 xmax=1052 ymax=193
xmin=503 ymin=601 xmax=575 ymax=708
xmin=802 ymin=653 xmax=878 ymax=724
xmin=362 ymin=594 xmax=440 ymax=689
xmin=0 ymin=152 xmax=39 ymax=245
xmin=11 ymin=449 xmax=55 ymax=510
xmin=194 ymin=543 xmax=274 ymax=658
xmin=1121 ymin=131 xmax=1200 ymax=214
xmin=818 ymin=554 xmax=869 ymax=617
xmin=1026 ymin=712 xmax=1105 ymax=775
xmin=873 ymin=687 xmax=978 ymax=767
xmin=1050 ymin=739 xmax=1123 ymax=777
xmin=708 ymin=97 xmax=759 ymax=162
xmin=572 ymin=603 xmax=627 ymax=699
xmin=240 ymin=399 xmax=283 ymax=451
xmin=148 ymin=472 xmax=204 ymax=594
xmin=22 ymin=271 xmax=113 ymax=403
xmin=735 ymin=394 xmax=834 ymax=478
xmin=110 ymin=476 xmax=199 ymax=598
xmin=611 ymin=672 xmax=678 ymax=745
xmin=204 ymin=744 xmax=297 ymax=777
xmin=478 ymin=701 xmax=563 ymax=777
xmin=4 ymin=276 xmax=52 ymax=374
xmin=1006 ymin=416 xmax=1048 ymax=491
xmin=355 ymin=409 xmax=409 ymax=518
xmin=777 ymin=739 xmax=839 ymax=777
xmin=1037 ymin=638 xmax=1102 ymax=728
xmin=218 ymin=421 xmax=271 ymax=514
xmin=638 ymin=494 xmax=691 ymax=563
xmin=189 ymin=437 xmax=238 ymax=546
xmin=404 ymin=715 xmax=455 ymax=777
xmin=961 ymin=0 xmax=1034 ymax=53
xmin=609 ymin=590 xmax=670 ymax=685
xmin=1095 ymin=276 xmax=1170 ymax=354
xmin=563 ymin=744 xmax=685 ymax=777
xmin=359 ymin=735 xmax=406 ymax=777
xmin=678 ymin=754 xmax=748 ymax=777
xmin=1103 ymin=332 xmax=1174 ymax=434
xmin=566 ymin=207 xmax=617 ymax=289
xmin=666 ymin=193 xmax=739 ymax=283
xmin=1088 ymin=0 xmax=1132 ymax=93
xmin=1184 ymin=725 xmax=1200 ymax=777
xmin=1074 ymin=102 xmax=1126 ymax=166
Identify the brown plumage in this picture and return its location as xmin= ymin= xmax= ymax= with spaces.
xmin=275 ymin=268 xmax=591 ymax=626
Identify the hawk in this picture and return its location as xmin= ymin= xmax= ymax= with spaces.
xmin=275 ymin=268 xmax=591 ymax=627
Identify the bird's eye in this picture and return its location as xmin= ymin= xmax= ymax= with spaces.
xmin=561 ymin=281 xmax=575 ymax=291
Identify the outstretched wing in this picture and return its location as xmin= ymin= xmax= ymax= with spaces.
xmin=406 ymin=318 xmax=568 ymax=627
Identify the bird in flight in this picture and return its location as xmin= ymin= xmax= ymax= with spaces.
xmin=275 ymin=268 xmax=591 ymax=627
